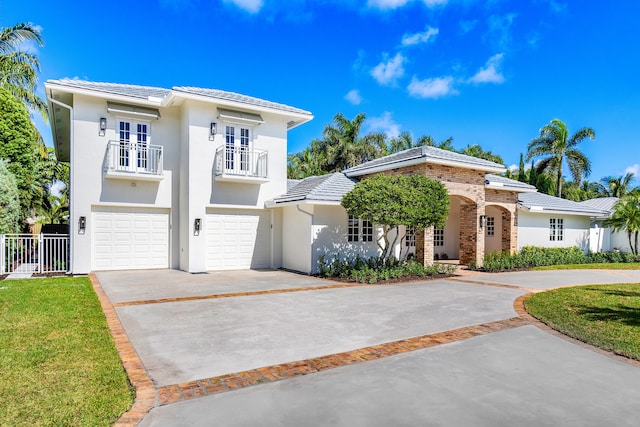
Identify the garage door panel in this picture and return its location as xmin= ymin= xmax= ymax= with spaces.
xmin=92 ymin=207 xmax=169 ymax=271
xmin=206 ymin=209 xmax=270 ymax=270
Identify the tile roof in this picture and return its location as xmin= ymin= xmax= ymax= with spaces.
xmin=485 ymin=174 xmax=537 ymax=191
xmin=272 ymin=173 xmax=356 ymax=204
xmin=287 ymin=179 xmax=302 ymax=192
xmin=578 ymin=197 xmax=619 ymax=213
xmin=47 ymin=79 xmax=313 ymax=116
xmin=173 ymin=86 xmax=312 ymax=115
xmin=47 ymin=78 xmax=170 ymax=100
xmin=344 ymin=146 xmax=506 ymax=176
xmin=518 ymin=192 xmax=609 ymax=216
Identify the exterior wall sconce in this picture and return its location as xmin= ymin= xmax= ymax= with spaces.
xmin=479 ymin=215 xmax=487 ymax=228
xmin=209 ymin=122 xmax=217 ymax=140
xmin=99 ymin=117 xmax=107 ymax=136
xmin=79 ymin=216 xmax=87 ymax=234
xmin=194 ymin=218 xmax=201 ymax=236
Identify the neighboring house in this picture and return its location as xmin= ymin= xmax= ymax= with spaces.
xmin=46 ymin=78 xmax=628 ymax=276
xmin=46 ymin=79 xmax=313 ymax=274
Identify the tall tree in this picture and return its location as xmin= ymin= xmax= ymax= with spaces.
xmin=0 ymin=87 xmax=40 ymax=223
xmin=0 ymin=22 xmax=46 ymax=118
xmin=526 ymin=118 xmax=595 ymax=198
xmin=387 ymin=132 xmax=454 ymax=154
xmin=603 ymin=194 xmax=640 ymax=258
xmin=459 ymin=144 xmax=504 ymax=165
xmin=593 ymin=173 xmax=639 ymax=198
xmin=517 ymin=153 xmax=526 ymax=182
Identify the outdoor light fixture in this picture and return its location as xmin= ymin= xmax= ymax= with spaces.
xmin=194 ymin=218 xmax=202 ymax=235
xmin=209 ymin=122 xmax=217 ymax=140
xmin=79 ymin=216 xmax=87 ymax=233
xmin=479 ymin=215 xmax=487 ymax=228
xmin=99 ymin=117 xmax=107 ymax=136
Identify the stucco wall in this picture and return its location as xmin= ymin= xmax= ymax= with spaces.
xmin=485 ymin=205 xmax=504 ymax=254
xmin=282 ymin=205 xmax=313 ymax=273
xmin=517 ymin=210 xmax=591 ymax=251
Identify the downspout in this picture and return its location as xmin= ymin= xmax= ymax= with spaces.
xmin=296 ymin=204 xmax=314 ymax=272
xmin=49 ymin=95 xmax=74 ymax=274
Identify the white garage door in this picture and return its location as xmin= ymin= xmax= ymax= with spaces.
xmin=92 ymin=207 xmax=169 ymax=271
xmin=206 ymin=209 xmax=271 ymax=270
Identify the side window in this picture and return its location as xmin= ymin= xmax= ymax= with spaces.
xmin=348 ymin=215 xmax=359 ymax=242
xmin=486 ymin=216 xmax=495 ymax=237
xmin=362 ymin=220 xmax=373 ymax=242
xmin=405 ymin=226 xmax=416 ymax=247
xmin=434 ymin=227 xmax=444 ymax=247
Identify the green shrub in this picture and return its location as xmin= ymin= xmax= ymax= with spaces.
xmin=317 ymin=254 xmax=456 ymax=282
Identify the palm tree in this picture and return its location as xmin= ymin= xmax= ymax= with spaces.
xmin=603 ymin=194 xmax=640 ymax=257
xmin=459 ymin=144 xmax=504 ymax=165
xmin=526 ymin=119 xmax=595 ymax=198
xmin=388 ymin=132 xmax=454 ymax=153
xmin=0 ymin=22 xmax=46 ymax=118
xmin=593 ymin=173 xmax=639 ymax=198
xmin=310 ymin=112 xmax=386 ymax=172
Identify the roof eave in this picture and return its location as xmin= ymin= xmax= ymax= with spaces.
xmin=485 ymin=183 xmax=538 ymax=193
xmin=266 ymin=199 xmax=343 ymax=208
xmin=171 ymin=89 xmax=313 ymax=121
xmin=44 ymin=81 xmax=166 ymax=107
xmin=517 ymin=205 xmax=606 ymax=217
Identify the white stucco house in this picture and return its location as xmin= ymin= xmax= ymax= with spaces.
xmin=45 ymin=79 xmax=626 ymax=275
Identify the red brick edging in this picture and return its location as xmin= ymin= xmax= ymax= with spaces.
xmin=89 ymin=273 xmax=157 ymax=427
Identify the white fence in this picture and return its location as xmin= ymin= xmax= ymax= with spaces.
xmin=1 ymin=234 xmax=70 ymax=274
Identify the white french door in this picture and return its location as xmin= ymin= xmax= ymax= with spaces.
xmin=224 ymin=125 xmax=251 ymax=173
xmin=118 ymin=119 xmax=151 ymax=172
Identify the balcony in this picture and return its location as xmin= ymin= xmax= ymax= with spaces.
xmin=104 ymin=141 xmax=164 ymax=181
xmin=214 ymin=146 xmax=269 ymax=183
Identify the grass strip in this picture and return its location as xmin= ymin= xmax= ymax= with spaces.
xmin=525 ymin=283 xmax=640 ymax=360
xmin=533 ymin=263 xmax=640 ymax=270
xmin=0 ymin=277 xmax=134 ymax=426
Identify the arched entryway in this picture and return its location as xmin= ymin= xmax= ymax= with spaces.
xmin=484 ymin=204 xmax=517 ymax=255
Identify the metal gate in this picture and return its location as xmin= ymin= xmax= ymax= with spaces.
xmin=1 ymin=234 xmax=70 ymax=274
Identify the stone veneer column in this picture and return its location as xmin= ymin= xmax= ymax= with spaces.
xmin=459 ymin=201 xmax=485 ymax=267
xmin=415 ymin=226 xmax=434 ymax=266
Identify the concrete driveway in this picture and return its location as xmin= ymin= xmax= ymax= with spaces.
xmin=96 ymin=269 xmax=640 ymax=426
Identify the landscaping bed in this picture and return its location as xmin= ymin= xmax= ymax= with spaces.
xmin=0 ymin=277 xmax=134 ymax=425
xmin=525 ymin=283 xmax=640 ymax=361
xmin=317 ymin=255 xmax=457 ymax=284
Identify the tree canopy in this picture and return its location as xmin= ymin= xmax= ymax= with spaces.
xmin=603 ymin=194 xmax=640 ymax=258
xmin=342 ymin=173 xmax=449 ymax=261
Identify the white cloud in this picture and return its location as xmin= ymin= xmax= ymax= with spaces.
xmin=368 ymin=0 xmax=446 ymax=10
xmin=623 ymin=164 xmax=640 ymax=178
xmin=344 ymin=89 xmax=362 ymax=105
xmin=401 ymin=26 xmax=439 ymax=47
xmin=224 ymin=0 xmax=263 ymax=13
xmin=508 ymin=164 xmax=519 ymax=173
xmin=468 ymin=53 xmax=505 ymax=84
xmin=407 ymin=76 xmax=458 ymax=99
xmin=371 ymin=53 xmax=405 ymax=85
xmin=459 ymin=19 xmax=478 ymax=35
xmin=367 ymin=0 xmax=411 ymax=10
xmin=548 ymin=0 xmax=568 ymax=14
xmin=487 ymin=13 xmax=517 ymax=50
xmin=365 ymin=112 xmax=401 ymax=138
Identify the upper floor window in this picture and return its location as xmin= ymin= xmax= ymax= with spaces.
xmin=486 ymin=216 xmax=495 ymax=237
xmin=117 ymin=119 xmax=150 ymax=169
xmin=434 ymin=227 xmax=444 ymax=247
xmin=225 ymin=125 xmax=251 ymax=171
xmin=550 ymin=218 xmax=564 ymax=241
xmin=348 ymin=215 xmax=374 ymax=242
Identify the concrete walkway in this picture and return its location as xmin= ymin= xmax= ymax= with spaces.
xmin=96 ymin=269 xmax=640 ymax=426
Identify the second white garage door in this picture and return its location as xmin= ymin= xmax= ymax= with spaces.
xmin=92 ymin=207 xmax=170 ymax=271
xmin=206 ymin=209 xmax=271 ymax=270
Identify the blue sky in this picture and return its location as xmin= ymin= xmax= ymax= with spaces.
xmin=3 ymin=0 xmax=639 ymax=182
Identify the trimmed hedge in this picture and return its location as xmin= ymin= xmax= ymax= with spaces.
xmin=475 ymin=246 xmax=637 ymax=272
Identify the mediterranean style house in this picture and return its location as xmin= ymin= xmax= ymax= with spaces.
xmin=45 ymin=79 xmax=617 ymax=275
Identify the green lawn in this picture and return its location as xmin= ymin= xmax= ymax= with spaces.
xmin=0 ymin=277 xmax=134 ymax=426
xmin=525 ymin=283 xmax=640 ymax=361
xmin=533 ymin=262 xmax=640 ymax=271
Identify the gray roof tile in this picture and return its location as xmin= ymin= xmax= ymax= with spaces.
xmin=173 ymin=86 xmax=312 ymax=115
xmin=578 ymin=197 xmax=619 ymax=213
xmin=345 ymin=146 xmax=505 ymax=175
xmin=272 ymin=173 xmax=356 ymax=204
xmin=47 ymin=78 xmax=170 ymax=100
xmin=485 ymin=174 xmax=537 ymax=191
xmin=518 ymin=192 xmax=608 ymax=215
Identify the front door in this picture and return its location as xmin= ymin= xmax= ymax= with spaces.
xmin=224 ymin=125 xmax=251 ymax=174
